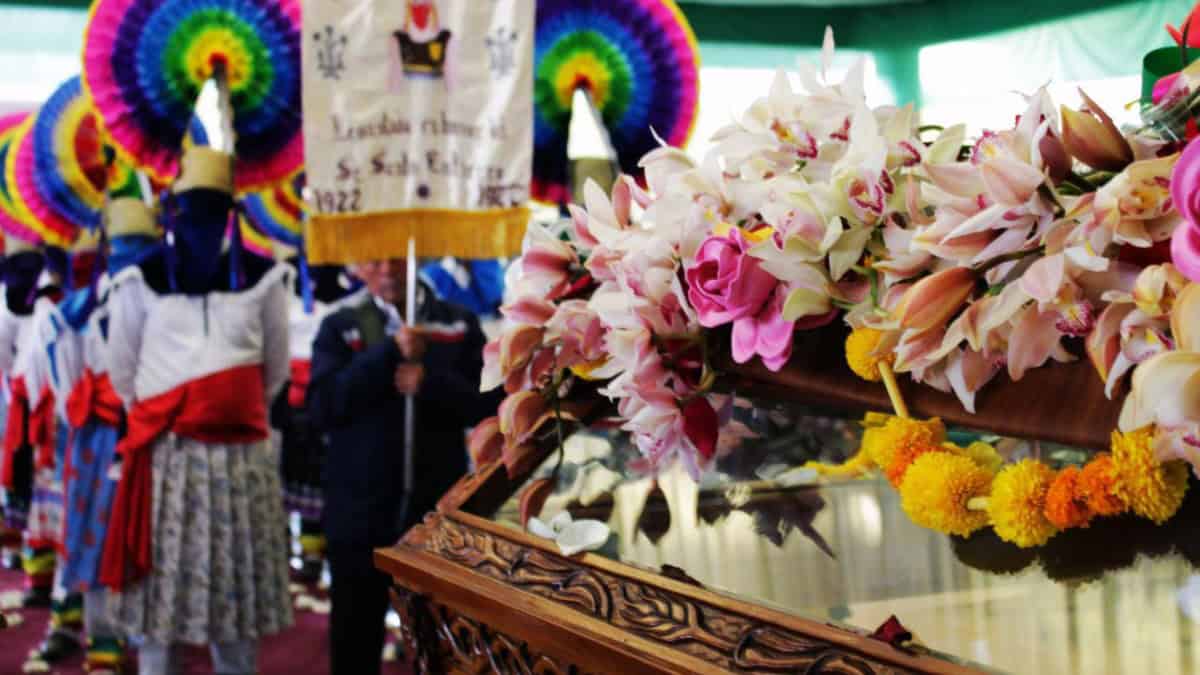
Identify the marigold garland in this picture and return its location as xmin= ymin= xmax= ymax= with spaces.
xmin=845 ymin=327 xmax=895 ymax=382
xmin=989 ymin=460 xmax=1058 ymax=548
xmin=1110 ymin=428 xmax=1189 ymax=524
xmin=883 ymin=439 xmax=942 ymax=488
xmin=899 ymin=452 xmax=993 ymax=537
xmin=1077 ymin=454 xmax=1127 ymax=516
xmin=861 ymin=416 xmax=945 ymax=486
xmin=798 ymin=413 xmax=1188 ymax=547
xmin=957 ymin=440 xmax=1003 ymax=474
xmin=1044 ymin=466 xmax=1093 ymax=529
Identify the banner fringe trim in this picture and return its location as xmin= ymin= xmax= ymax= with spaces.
xmin=305 ymin=207 xmax=529 ymax=263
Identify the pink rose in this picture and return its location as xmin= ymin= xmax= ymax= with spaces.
xmin=1171 ymin=138 xmax=1200 ymax=282
xmin=685 ymin=228 xmax=776 ymax=327
xmin=731 ymin=285 xmax=795 ymax=371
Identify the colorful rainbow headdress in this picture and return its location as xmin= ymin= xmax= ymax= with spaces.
xmin=0 ymin=113 xmax=41 ymax=246
xmin=240 ymin=170 xmax=304 ymax=249
xmin=33 ymin=76 xmax=108 ymax=234
xmin=105 ymin=157 xmax=145 ymax=202
xmin=533 ymin=0 xmax=700 ymax=204
xmin=82 ymin=0 xmax=303 ymax=192
xmin=237 ymin=213 xmax=274 ymax=258
xmin=7 ymin=116 xmax=77 ymax=247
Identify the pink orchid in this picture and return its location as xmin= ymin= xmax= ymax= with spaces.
xmin=480 ymin=339 xmax=502 ymax=391
xmin=521 ymin=228 xmax=578 ymax=297
xmin=497 ymin=390 xmax=551 ymax=447
xmin=1087 ymin=299 xmax=1171 ymax=399
xmin=499 ymin=324 xmax=544 ymax=376
xmin=685 ymin=228 xmax=777 ymax=328
xmin=467 ymin=417 xmax=503 ymax=465
xmin=1120 ymin=283 xmax=1200 ymax=438
xmin=1094 ymin=153 xmax=1180 ymax=248
xmin=945 ymin=348 xmax=1001 ymax=414
xmin=1006 ymin=305 xmax=1072 ymax=381
xmin=1017 ymin=253 xmax=1098 ymax=337
xmin=914 ymin=93 xmax=1065 ymax=269
xmin=501 ymin=295 xmax=556 ymax=325
xmin=546 ymin=300 xmax=606 ymax=370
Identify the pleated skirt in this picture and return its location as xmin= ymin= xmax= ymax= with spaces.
xmin=109 ymin=434 xmax=293 ymax=645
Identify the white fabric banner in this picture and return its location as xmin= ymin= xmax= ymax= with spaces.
xmin=302 ymin=0 xmax=533 ymax=262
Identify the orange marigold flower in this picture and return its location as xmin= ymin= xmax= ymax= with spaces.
xmin=1110 ymin=428 xmax=1189 ymax=524
xmin=845 ymin=327 xmax=895 ymax=382
xmin=899 ymin=451 xmax=993 ymax=536
xmin=989 ymin=459 xmax=1058 ymax=548
xmin=1076 ymin=454 xmax=1126 ymax=516
xmin=1043 ymin=466 xmax=1093 ymax=529
xmin=861 ymin=415 xmax=946 ymax=487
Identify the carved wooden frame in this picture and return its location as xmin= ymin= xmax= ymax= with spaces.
xmin=376 ymin=456 xmax=982 ymax=674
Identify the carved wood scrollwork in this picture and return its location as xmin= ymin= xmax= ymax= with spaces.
xmin=403 ymin=513 xmax=916 ymax=674
xmin=391 ymin=585 xmax=583 ymax=675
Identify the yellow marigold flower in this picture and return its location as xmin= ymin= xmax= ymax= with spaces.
xmin=1077 ymin=454 xmax=1126 ymax=516
xmin=899 ymin=452 xmax=992 ymax=536
xmin=845 ymin=327 xmax=895 ymax=382
xmin=954 ymin=440 xmax=1003 ymax=474
xmin=860 ymin=415 xmax=946 ymax=485
xmin=804 ymin=448 xmax=875 ymax=478
xmin=1044 ymin=466 xmax=1093 ymax=530
xmin=989 ymin=460 xmax=1058 ymax=548
xmin=1110 ymin=428 xmax=1189 ymax=525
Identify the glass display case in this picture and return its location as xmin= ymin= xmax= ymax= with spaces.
xmin=376 ymin=391 xmax=1200 ymax=674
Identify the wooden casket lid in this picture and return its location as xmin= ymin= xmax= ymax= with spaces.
xmin=724 ymin=324 xmax=1120 ymax=452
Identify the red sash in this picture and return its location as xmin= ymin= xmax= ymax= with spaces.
xmin=287 ymin=358 xmax=311 ymax=409
xmin=66 ymin=369 xmax=123 ymax=429
xmin=99 ymin=365 xmax=269 ymax=590
xmin=30 ymin=386 xmax=55 ymax=471
xmin=1 ymin=376 xmax=27 ymax=488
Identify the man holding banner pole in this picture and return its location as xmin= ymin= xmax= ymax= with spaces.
xmin=307 ymin=253 xmax=499 ymax=675
xmin=301 ymin=2 xmax=533 ymax=669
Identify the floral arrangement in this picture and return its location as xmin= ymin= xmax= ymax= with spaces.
xmin=471 ymin=20 xmax=1200 ymax=548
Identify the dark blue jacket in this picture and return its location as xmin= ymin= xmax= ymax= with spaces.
xmin=308 ymin=287 xmax=499 ymax=549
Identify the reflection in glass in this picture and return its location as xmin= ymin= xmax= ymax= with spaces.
xmin=488 ymin=398 xmax=1200 ymax=674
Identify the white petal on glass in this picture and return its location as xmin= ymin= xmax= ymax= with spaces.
xmin=555 ymin=519 xmax=611 ymax=557
xmin=549 ymin=511 xmax=574 ymax=533
xmin=526 ymin=517 xmax=556 ymax=540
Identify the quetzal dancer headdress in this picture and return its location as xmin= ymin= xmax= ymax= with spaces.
xmin=533 ymin=0 xmax=700 ymax=204
xmin=82 ymin=0 xmax=303 ymax=192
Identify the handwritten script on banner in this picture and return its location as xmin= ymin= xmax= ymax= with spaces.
xmin=303 ymin=0 xmax=533 ymax=263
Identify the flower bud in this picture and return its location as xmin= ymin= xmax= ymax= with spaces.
xmin=894 ymin=267 xmax=976 ymax=331
xmin=1060 ymin=90 xmax=1133 ymax=172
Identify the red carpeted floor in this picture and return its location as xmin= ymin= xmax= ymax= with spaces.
xmin=0 ymin=566 xmax=413 ymax=675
